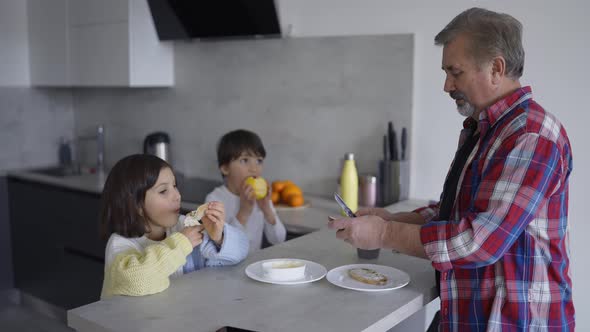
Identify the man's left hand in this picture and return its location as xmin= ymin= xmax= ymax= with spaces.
xmin=328 ymin=215 xmax=388 ymax=250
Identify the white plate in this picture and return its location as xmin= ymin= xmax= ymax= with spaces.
xmin=273 ymin=201 xmax=311 ymax=211
xmin=326 ymin=264 xmax=410 ymax=292
xmin=245 ymin=258 xmax=327 ymax=285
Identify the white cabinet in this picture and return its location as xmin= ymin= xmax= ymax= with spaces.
xmin=28 ymin=0 xmax=70 ymax=86
xmin=28 ymin=0 xmax=174 ymax=87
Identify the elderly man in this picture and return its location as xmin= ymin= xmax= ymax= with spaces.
xmin=329 ymin=7 xmax=575 ymax=331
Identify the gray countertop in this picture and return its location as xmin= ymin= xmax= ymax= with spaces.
xmin=8 ymin=168 xmax=426 ymax=235
xmin=68 ymin=225 xmax=437 ymax=332
xmin=7 ymin=169 xmax=107 ymax=195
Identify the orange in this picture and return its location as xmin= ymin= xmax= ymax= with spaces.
xmin=280 ymin=184 xmax=302 ymax=202
xmin=287 ymin=194 xmax=305 ymax=207
xmin=272 ymin=180 xmax=287 ymax=193
xmin=271 ymin=191 xmax=280 ymax=204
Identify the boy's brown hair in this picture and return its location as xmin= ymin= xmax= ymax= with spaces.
xmin=100 ymin=154 xmax=171 ymax=239
xmin=216 ymin=129 xmax=266 ymax=172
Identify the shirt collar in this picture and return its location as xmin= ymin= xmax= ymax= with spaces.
xmin=477 ymin=86 xmax=533 ymax=136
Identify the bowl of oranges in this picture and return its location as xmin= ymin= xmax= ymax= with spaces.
xmin=271 ymin=180 xmax=309 ymax=210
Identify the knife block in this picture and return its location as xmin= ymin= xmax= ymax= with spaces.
xmin=378 ymin=159 xmax=410 ymax=206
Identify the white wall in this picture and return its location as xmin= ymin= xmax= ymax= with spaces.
xmin=0 ymin=0 xmax=30 ymax=86
xmin=278 ymin=0 xmax=590 ymax=329
xmin=73 ymin=34 xmax=413 ymax=196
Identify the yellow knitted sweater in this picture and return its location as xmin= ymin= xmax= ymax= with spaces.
xmin=101 ymin=232 xmax=192 ymax=298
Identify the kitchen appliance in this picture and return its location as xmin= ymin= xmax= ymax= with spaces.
xmin=147 ymin=0 xmax=281 ymax=41
xmin=143 ymin=132 xmax=171 ymax=163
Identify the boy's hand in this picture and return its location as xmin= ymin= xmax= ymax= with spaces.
xmin=237 ymin=180 xmax=256 ymax=225
xmin=201 ymin=201 xmax=225 ymax=245
xmin=256 ymin=179 xmax=276 ymax=225
xmin=180 ymin=225 xmax=204 ymax=248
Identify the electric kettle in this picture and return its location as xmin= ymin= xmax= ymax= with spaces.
xmin=143 ymin=132 xmax=171 ymax=164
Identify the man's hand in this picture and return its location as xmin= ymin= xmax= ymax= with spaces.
xmin=328 ymin=215 xmax=389 ymax=250
xmin=180 ymin=225 xmax=204 ymax=248
xmin=201 ymin=201 xmax=225 ymax=245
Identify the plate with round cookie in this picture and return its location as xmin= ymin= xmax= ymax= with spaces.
xmin=326 ymin=264 xmax=410 ymax=292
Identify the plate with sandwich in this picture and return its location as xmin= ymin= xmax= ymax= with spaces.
xmin=326 ymin=264 xmax=410 ymax=292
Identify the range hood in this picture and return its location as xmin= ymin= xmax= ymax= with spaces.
xmin=147 ymin=0 xmax=282 ymax=41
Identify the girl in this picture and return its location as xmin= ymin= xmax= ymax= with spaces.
xmin=100 ymin=154 xmax=249 ymax=298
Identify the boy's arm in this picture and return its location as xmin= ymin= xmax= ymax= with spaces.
xmin=102 ymin=233 xmax=192 ymax=298
xmin=202 ymin=224 xmax=249 ymax=266
xmin=262 ymin=203 xmax=287 ymax=244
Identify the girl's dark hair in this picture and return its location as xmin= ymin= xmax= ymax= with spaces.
xmin=99 ymin=154 xmax=171 ymax=240
xmin=216 ymin=129 xmax=266 ymax=168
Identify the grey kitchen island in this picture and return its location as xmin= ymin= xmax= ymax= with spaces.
xmin=68 ymin=199 xmax=437 ymax=332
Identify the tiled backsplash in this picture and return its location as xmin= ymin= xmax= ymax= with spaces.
xmin=73 ymin=34 xmax=413 ymax=196
xmin=0 ymin=88 xmax=74 ymax=172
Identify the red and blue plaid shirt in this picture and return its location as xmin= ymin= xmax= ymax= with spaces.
xmin=418 ymin=86 xmax=575 ymax=331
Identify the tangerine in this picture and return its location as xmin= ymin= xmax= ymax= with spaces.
xmin=287 ymin=194 xmax=305 ymax=207
xmin=271 ymin=191 xmax=280 ymax=204
xmin=280 ymin=184 xmax=302 ymax=202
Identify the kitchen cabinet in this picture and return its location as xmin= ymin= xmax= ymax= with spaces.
xmin=27 ymin=0 xmax=70 ymax=86
xmin=27 ymin=0 xmax=174 ymax=87
xmin=8 ymin=178 xmax=105 ymax=309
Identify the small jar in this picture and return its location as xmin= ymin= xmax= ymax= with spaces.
xmin=359 ymin=174 xmax=378 ymax=208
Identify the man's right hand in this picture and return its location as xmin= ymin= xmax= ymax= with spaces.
xmin=180 ymin=225 xmax=204 ymax=248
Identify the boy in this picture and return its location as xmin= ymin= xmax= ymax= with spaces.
xmin=205 ymin=129 xmax=286 ymax=252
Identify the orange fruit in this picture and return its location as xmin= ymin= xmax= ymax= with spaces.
xmin=272 ymin=181 xmax=287 ymax=193
xmin=280 ymin=184 xmax=302 ymax=202
xmin=287 ymin=194 xmax=305 ymax=207
xmin=271 ymin=191 xmax=280 ymax=204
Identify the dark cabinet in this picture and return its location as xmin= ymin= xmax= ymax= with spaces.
xmin=8 ymin=178 xmax=105 ymax=309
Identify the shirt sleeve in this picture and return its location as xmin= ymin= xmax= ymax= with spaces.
xmin=420 ymin=133 xmax=564 ymax=271
xmin=262 ymin=203 xmax=287 ymax=245
xmin=413 ymin=201 xmax=440 ymax=222
xmin=103 ymin=233 xmax=192 ymax=298
xmin=201 ymin=223 xmax=249 ymax=266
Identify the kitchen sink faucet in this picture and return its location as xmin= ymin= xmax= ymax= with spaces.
xmin=76 ymin=124 xmax=106 ymax=174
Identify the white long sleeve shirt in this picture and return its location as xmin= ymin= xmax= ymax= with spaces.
xmin=206 ymin=185 xmax=287 ymax=251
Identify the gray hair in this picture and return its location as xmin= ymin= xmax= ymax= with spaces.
xmin=435 ymin=7 xmax=525 ymax=79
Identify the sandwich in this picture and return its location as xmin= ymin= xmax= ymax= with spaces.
xmin=348 ymin=268 xmax=388 ymax=286
xmin=183 ymin=203 xmax=208 ymax=227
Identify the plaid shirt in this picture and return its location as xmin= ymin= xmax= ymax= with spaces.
xmin=419 ymin=86 xmax=575 ymax=331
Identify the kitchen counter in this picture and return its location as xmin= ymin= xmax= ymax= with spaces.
xmin=7 ymin=169 xmax=107 ymax=196
xmin=68 ymin=226 xmax=437 ymax=332
xmin=8 ymin=168 xmax=427 ymax=235
xmin=273 ymin=196 xmax=428 ymax=234
xmin=8 ymin=167 xmax=220 ymax=211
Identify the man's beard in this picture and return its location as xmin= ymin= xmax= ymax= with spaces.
xmin=450 ymin=91 xmax=475 ymax=117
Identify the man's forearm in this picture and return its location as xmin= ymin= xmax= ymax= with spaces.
xmin=390 ymin=212 xmax=427 ymax=225
xmin=381 ymin=221 xmax=428 ymax=259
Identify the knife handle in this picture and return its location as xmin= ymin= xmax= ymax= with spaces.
xmin=401 ymin=127 xmax=407 ymax=160
xmin=383 ymin=135 xmax=389 ymax=161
